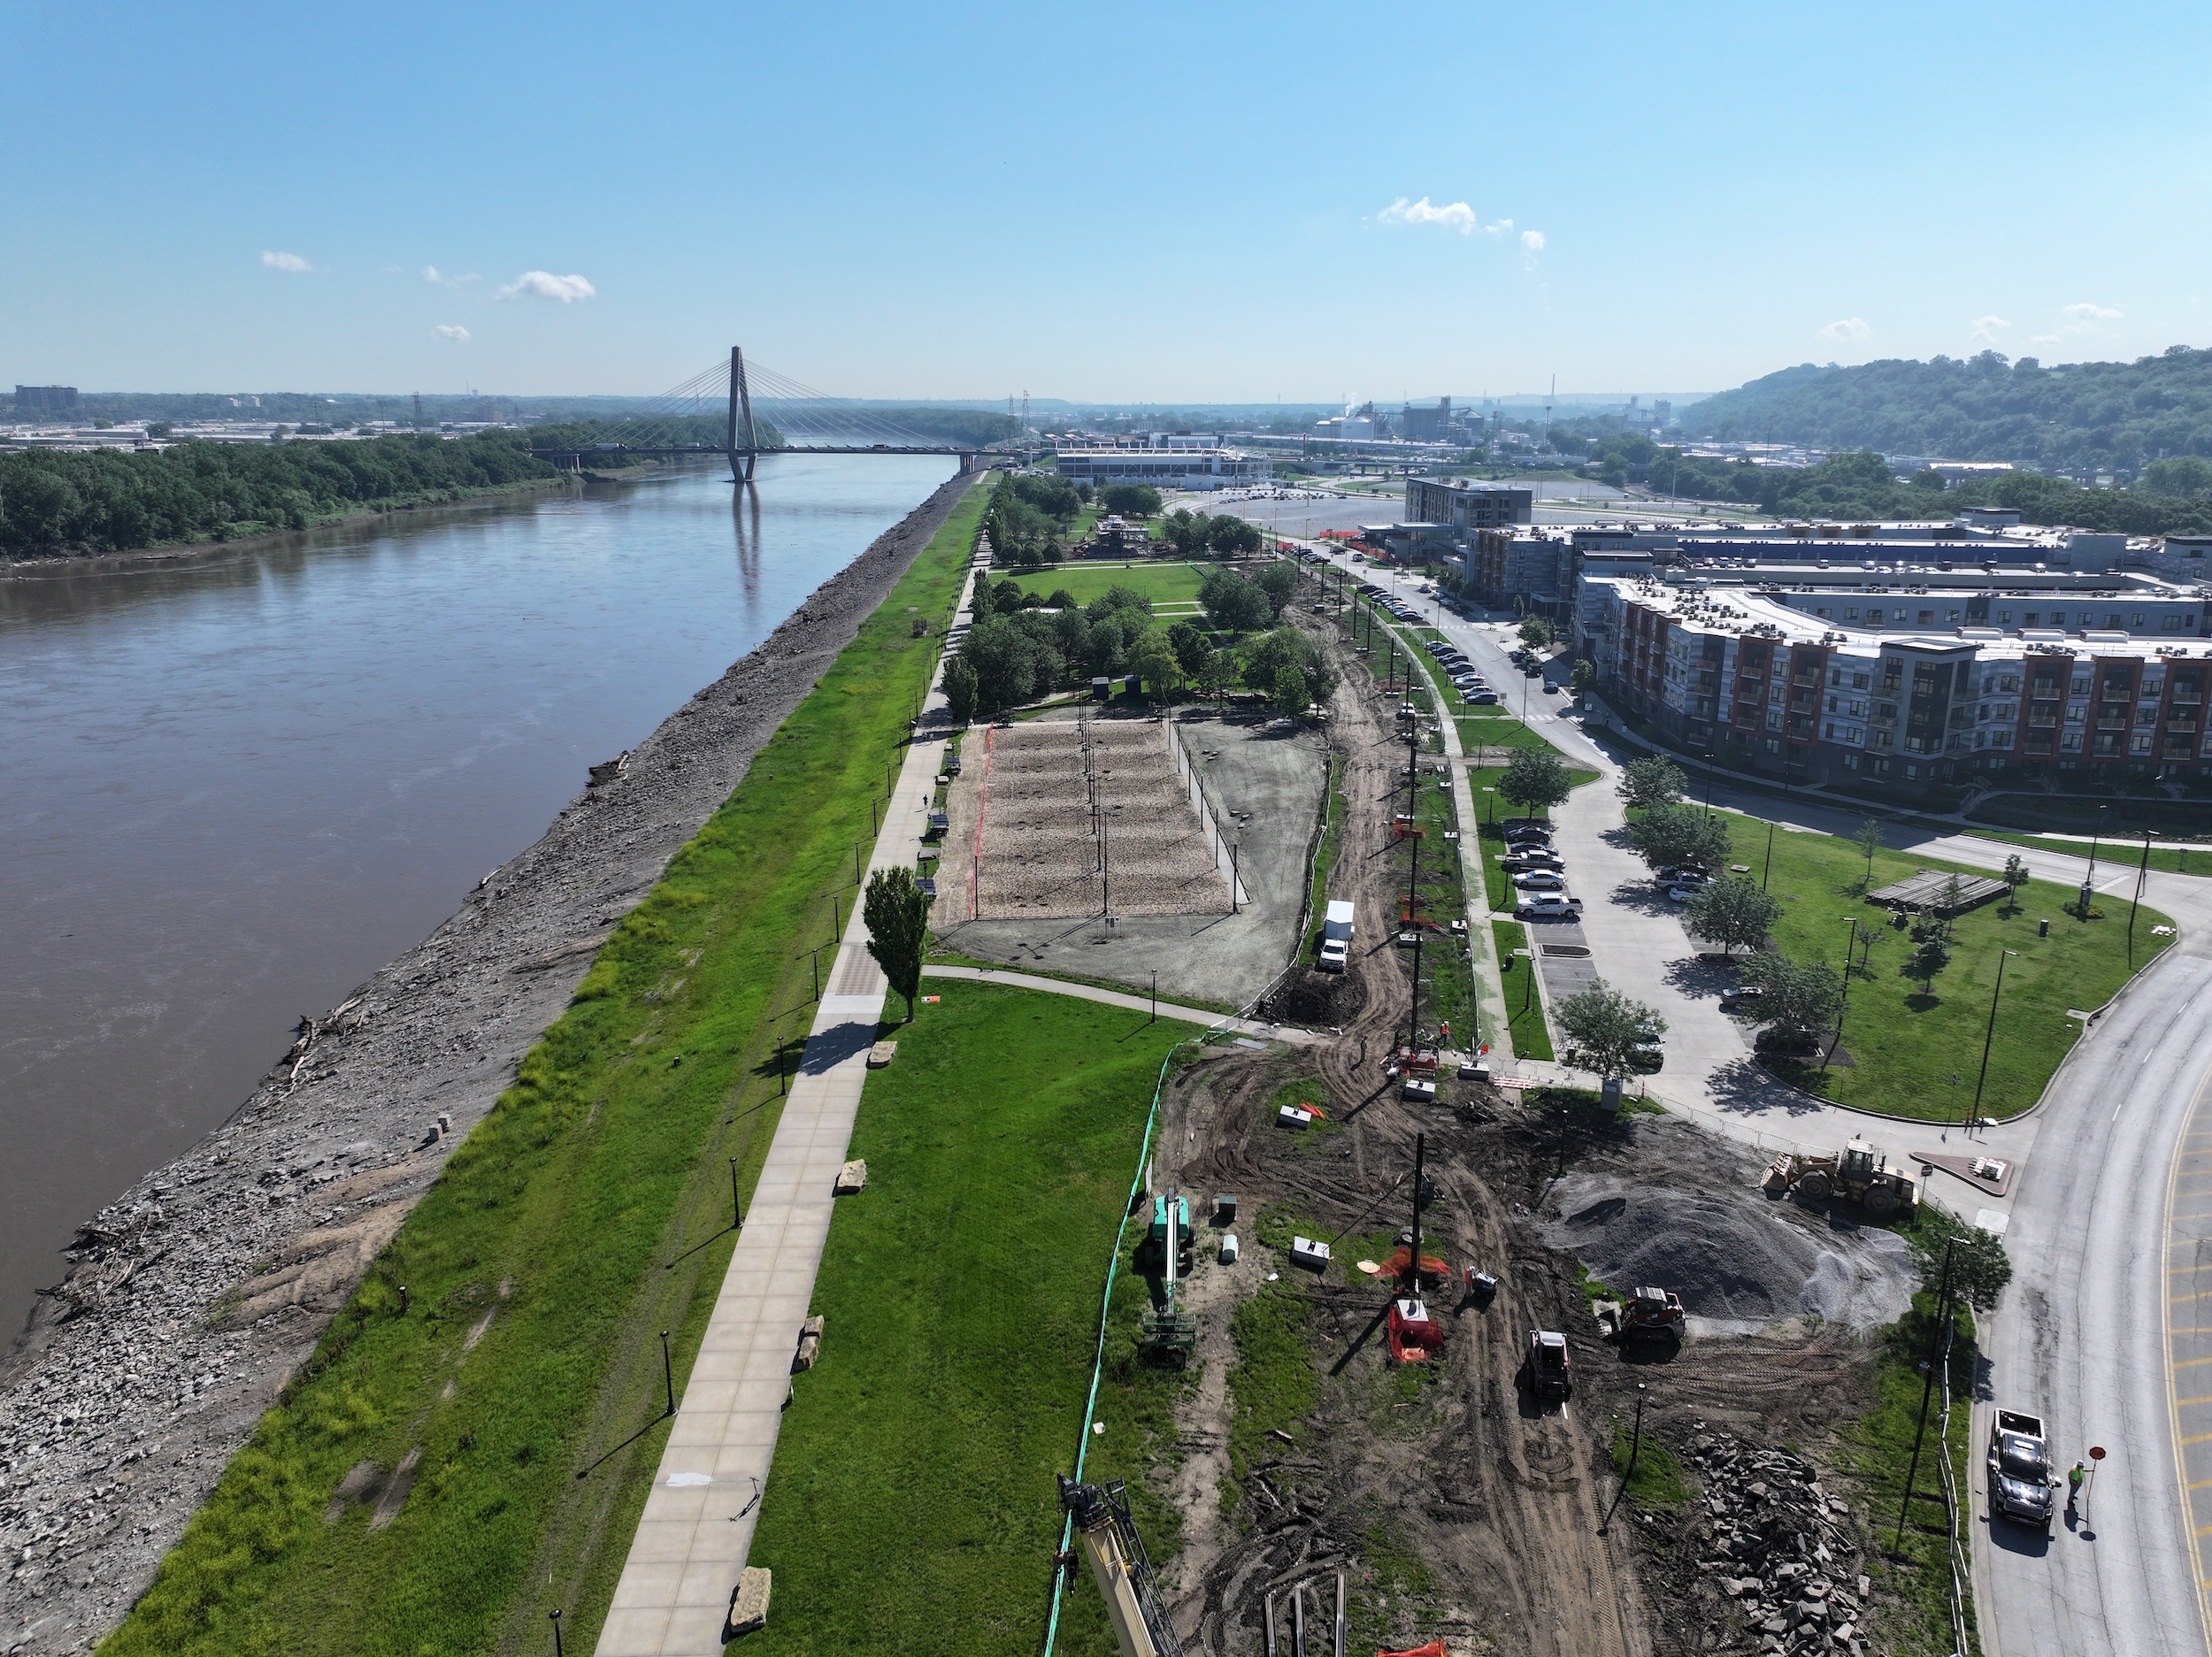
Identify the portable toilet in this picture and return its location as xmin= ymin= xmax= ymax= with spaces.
xmin=1215 ymin=1193 xmax=1239 ymax=1225
xmin=1091 ymin=677 xmax=1111 ymax=701
xmin=1219 ymin=1233 xmax=1240 ymax=1265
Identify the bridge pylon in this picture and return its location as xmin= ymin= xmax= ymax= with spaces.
xmin=727 ymin=345 xmax=760 ymax=483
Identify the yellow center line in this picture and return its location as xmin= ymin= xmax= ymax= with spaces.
xmin=2180 ymin=1396 xmax=2212 ymax=1408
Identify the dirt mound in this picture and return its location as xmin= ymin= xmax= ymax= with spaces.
xmin=1542 ymin=1177 xmax=1915 ymax=1333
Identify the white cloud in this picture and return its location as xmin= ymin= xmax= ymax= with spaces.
xmin=423 ymin=265 xmax=480 ymax=289
xmin=1971 ymin=315 xmax=2010 ymax=343
xmin=1521 ymin=229 xmax=1545 ymax=254
xmin=2063 ymin=302 xmax=2122 ymax=323
xmin=497 ymin=270 xmax=596 ymax=303
xmin=430 ymin=325 xmax=471 ymax=342
xmin=1379 ymin=196 xmax=1479 ymax=234
xmin=260 ymin=249 xmax=314 ymax=272
xmin=1819 ymin=316 xmax=1871 ymax=341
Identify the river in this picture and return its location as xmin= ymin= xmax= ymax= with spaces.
xmin=0 ymin=453 xmax=955 ymax=1338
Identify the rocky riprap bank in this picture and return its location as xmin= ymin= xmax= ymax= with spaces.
xmin=0 ymin=472 xmax=977 ymax=1655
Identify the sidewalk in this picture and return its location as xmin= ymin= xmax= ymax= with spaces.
xmin=920 ymin=963 xmax=1319 ymax=1043
xmin=595 ymin=523 xmax=994 ymax=1656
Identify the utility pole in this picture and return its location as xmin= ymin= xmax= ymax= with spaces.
xmin=2128 ymin=829 xmax=2153 ymax=964
xmin=1970 ymin=949 xmax=2020 ymax=1124
xmin=1894 ymin=1239 xmax=1956 ymax=1550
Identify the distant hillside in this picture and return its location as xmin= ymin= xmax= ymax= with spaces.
xmin=1688 ymin=346 xmax=2212 ymax=478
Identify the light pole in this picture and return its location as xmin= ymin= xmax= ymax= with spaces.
xmin=1515 ymin=947 xmax=1534 ymax=1017
xmin=1701 ymin=751 xmax=1717 ymax=817
xmin=1483 ymin=786 xmax=1496 ymax=825
xmin=1762 ymin=818 xmax=1777 ymax=891
xmin=1832 ymin=917 xmax=1856 ymax=1068
xmin=1969 ymin=949 xmax=2020 ymax=1127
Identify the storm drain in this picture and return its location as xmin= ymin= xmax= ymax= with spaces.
xmin=1540 ymin=944 xmax=1592 ymax=958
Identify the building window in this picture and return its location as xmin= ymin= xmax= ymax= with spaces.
xmin=2024 ymin=612 xmax=2039 ymax=626
xmin=2134 ymin=613 xmax=2146 ymax=627
xmin=1845 ymin=607 xmax=1860 ymax=620
xmin=1868 ymin=609 xmax=1884 ymax=623
xmin=2108 ymin=614 xmax=2124 ymax=628
xmin=1824 ymin=722 xmax=1836 ymax=739
xmin=2062 ymin=732 xmax=2083 ymax=751
xmin=1816 ymin=607 xmax=1831 ymax=618
xmin=1853 ymin=672 xmax=1869 ymax=689
xmin=1764 ymin=738 xmax=1780 ymax=754
xmin=1918 ymin=610 xmax=1934 ymax=625
xmin=2132 ymin=734 xmax=2154 ymax=754
xmin=1993 ymin=730 xmax=2012 ymax=748
xmin=1843 ymin=752 xmax=1861 ymax=770
xmin=1947 ymin=610 xmax=1962 ymax=623
xmin=1999 ymin=610 xmax=2013 ymax=624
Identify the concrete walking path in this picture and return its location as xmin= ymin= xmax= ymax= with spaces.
xmin=919 ymin=963 xmax=1320 ymax=1043
xmin=595 ymin=526 xmax=993 ymax=1656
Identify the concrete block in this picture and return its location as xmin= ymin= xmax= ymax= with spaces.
xmin=833 ymin=1159 xmax=868 ymax=1194
xmin=866 ymin=1041 xmax=897 ymax=1069
xmin=727 ymin=1567 xmax=772 ymax=1638
xmin=1290 ymin=1236 xmax=1331 ymax=1271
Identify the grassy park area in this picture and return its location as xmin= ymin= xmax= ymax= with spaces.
xmin=1490 ymin=919 xmax=1555 ymax=1061
xmin=1717 ymin=811 xmax=2174 ymax=1119
xmin=1009 ymin=561 xmax=1208 ymax=609
xmin=100 ymin=481 xmax=990 ymax=1657
xmin=742 ymin=982 xmax=1194 ymax=1657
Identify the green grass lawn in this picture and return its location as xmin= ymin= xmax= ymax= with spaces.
xmin=741 ymin=982 xmax=1194 ymax=1657
xmin=1722 ymin=811 xmax=2174 ymax=1119
xmin=1009 ymin=561 xmax=1208 ymax=607
xmin=1490 ymin=919 xmax=1555 ymax=1061
xmin=100 ymin=479 xmax=990 ymax=1657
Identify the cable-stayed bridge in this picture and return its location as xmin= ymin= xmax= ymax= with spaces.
xmin=527 ymin=348 xmax=996 ymax=480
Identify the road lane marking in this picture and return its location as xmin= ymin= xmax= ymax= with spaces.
xmin=2165 ymin=1064 xmax=2212 ymax=1657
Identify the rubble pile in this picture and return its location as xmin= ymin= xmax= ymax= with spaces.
xmin=1689 ymin=1433 xmax=1872 ymax=1655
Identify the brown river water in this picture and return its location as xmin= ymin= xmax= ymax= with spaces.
xmin=0 ymin=454 xmax=953 ymax=1337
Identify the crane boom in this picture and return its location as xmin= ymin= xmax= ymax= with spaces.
xmin=1058 ymin=1476 xmax=1186 ymax=1657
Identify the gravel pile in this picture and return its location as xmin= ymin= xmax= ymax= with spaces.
xmin=1541 ymin=1177 xmax=1915 ymax=1334
xmin=1689 ymin=1433 xmax=1872 ymax=1654
xmin=0 ymin=472 xmax=979 ymax=1656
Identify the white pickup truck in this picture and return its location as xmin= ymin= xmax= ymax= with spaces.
xmin=1317 ymin=900 xmax=1355 ymax=972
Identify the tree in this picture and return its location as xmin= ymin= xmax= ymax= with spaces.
xmin=1853 ymin=816 xmax=1886 ymax=888
xmin=2001 ymin=853 xmax=2031 ymax=914
xmin=863 ymin=867 xmax=931 ymax=1023
xmin=1685 ymin=877 xmax=1783 ymax=955
xmin=1271 ymin=664 xmax=1310 ymax=718
xmin=1737 ymin=952 xmax=1845 ymax=1041
xmin=1209 ymin=515 xmax=1263 ymax=556
xmin=1517 ymin=616 xmax=1555 ymax=649
xmin=959 ymin=615 xmax=1058 ymax=712
xmin=1933 ymin=1227 xmax=2013 ymax=1311
xmin=1498 ymin=747 xmax=1572 ymax=820
xmin=1910 ymin=935 xmax=1952 ymax=994
xmin=1127 ymin=632 xmax=1184 ymax=703
xmin=1627 ymin=802 xmax=1732 ymax=871
xmin=941 ymin=656 xmax=979 ymax=725
xmin=1160 ymin=509 xmax=1214 ymax=557
xmin=2139 ymin=455 xmax=2212 ymax=498
xmin=1166 ymin=619 xmax=1210 ymax=677
xmin=1200 ymin=570 xmax=1271 ymax=636
xmin=1197 ymin=648 xmax=1234 ymax=706
xmin=1555 ymin=979 xmax=1665 ymax=1079
xmin=1044 ymin=588 xmax=1078 ymax=610
xmin=1252 ymin=560 xmax=1299 ymax=617
xmin=1570 ymin=657 xmax=1596 ymax=697
xmin=1616 ymin=755 xmax=1687 ymax=813
xmin=1099 ymin=483 xmax=1161 ymax=518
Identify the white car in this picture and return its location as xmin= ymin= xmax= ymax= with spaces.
xmin=1512 ymin=871 xmax=1566 ymax=891
xmin=1517 ymin=893 xmax=1581 ymax=918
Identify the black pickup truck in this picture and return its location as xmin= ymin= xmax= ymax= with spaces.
xmin=1987 ymin=1408 xmax=2056 ymax=1529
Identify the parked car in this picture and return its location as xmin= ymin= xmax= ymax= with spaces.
xmin=1656 ymin=866 xmax=1711 ymax=886
xmin=1664 ymin=886 xmax=1699 ymax=903
xmin=1503 ymin=850 xmax=1564 ymax=872
xmin=1720 ymin=985 xmax=1764 ymax=1011
xmin=1512 ymin=871 xmax=1567 ymax=891
xmin=1502 ymin=823 xmax=1555 ymax=842
xmin=1517 ymin=893 xmax=1582 ymax=918
xmin=1627 ymin=1024 xmax=1664 ymax=1072
xmin=1466 ymin=691 xmax=1500 ymax=705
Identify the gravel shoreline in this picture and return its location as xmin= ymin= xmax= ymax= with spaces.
xmin=0 ymin=471 xmax=979 ymax=1654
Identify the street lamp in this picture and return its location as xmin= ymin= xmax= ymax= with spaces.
xmin=1515 ymin=947 xmax=1534 ymax=1016
xmin=1483 ymin=786 xmax=1497 ymax=825
xmin=1969 ymin=949 xmax=2021 ymax=1129
xmin=1701 ymin=751 xmax=1717 ymax=817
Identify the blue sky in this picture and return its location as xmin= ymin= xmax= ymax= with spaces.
xmin=7 ymin=1 xmax=2208 ymax=403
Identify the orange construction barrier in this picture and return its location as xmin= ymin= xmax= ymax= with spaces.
xmin=1379 ymin=1643 xmax=1448 ymax=1657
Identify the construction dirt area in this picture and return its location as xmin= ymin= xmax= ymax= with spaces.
xmin=1087 ymin=611 xmax=1926 ymax=1657
xmin=934 ymin=704 xmax=1328 ymax=1009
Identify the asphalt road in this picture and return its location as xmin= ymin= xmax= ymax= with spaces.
xmin=1294 ymin=541 xmax=2212 ymax=1657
